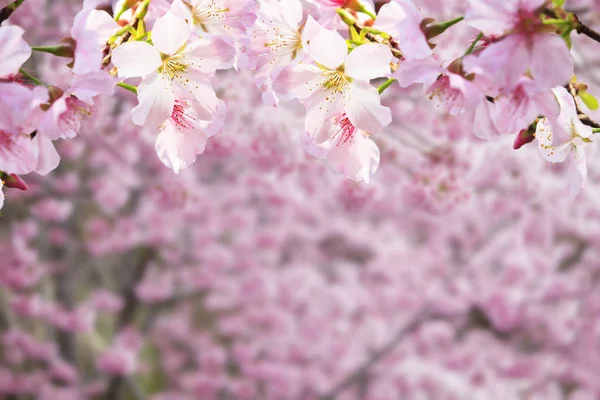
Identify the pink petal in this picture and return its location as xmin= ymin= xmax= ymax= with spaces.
xmin=345 ymin=82 xmax=391 ymax=133
xmin=0 ymin=26 xmax=31 ymax=78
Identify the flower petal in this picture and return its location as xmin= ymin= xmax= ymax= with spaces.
xmin=305 ymin=22 xmax=347 ymax=70
xmin=0 ymin=132 xmax=37 ymax=175
xmin=183 ymin=36 xmax=236 ymax=73
xmin=345 ymin=82 xmax=392 ymax=133
xmin=375 ymin=1 xmax=431 ymax=60
xmin=345 ymin=44 xmax=392 ymax=81
xmin=272 ymin=64 xmax=323 ymax=100
xmin=0 ymin=25 xmax=31 ymax=78
xmin=530 ymin=34 xmax=574 ymax=89
xmin=327 ymin=130 xmax=380 ymax=183
xmin=155 ymin=120 xmax=208 ymax=174
xmin=132 ymin=73 xmax=175 ymax=130
xmin=151 ymin=12 xmax=191 ymax=55
xmin=32 ymin=134 xmax=60 ymax=176
xmin=112 ymin=42 xmax=162 ymax=78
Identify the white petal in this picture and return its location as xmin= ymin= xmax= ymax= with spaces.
xmin=569 ymin=147 xmax=587 ymax=198
xmin=305 ymin=23 xmax=347 ymax=70
xmin=112 ymin=42 xmax=161 ymax=78
xmin=344 ymin=82 xmax=392 ymax=133
xmin=151 ymin=13 xmax=191 ymax=55
xmin=132 ymin=73 xmax=175 ymax=129
xmin=174 ymin=70 xmax=220 ymax=114
xmin=282 ymin=0 xmax=303 ymax=28
xmin=345 ymin=44 xmax=391 ymax=81
xmin=535 ymin=118 xmax=570 ymax=163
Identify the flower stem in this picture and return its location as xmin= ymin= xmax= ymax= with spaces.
xmin=31 ymin=45 xmax=74 ymax=58
xmin=377 ymin=78 xmax=396 ymax=94
xmin=19 ymin=68 xmax=43 ymax=86
xmin=425 ymin=16 xmax=464 ymax=38
xmin=117 ymin=82 xmax=138 ymax=94
xmin=434 ymin=16 xmax=464 ymax=31
xmin=356 ymin=4 xmax=376 ymax=20
xmin=464 ymin=32 xmax=483 ymax=55
xmin=592 ymin=128 xmax=600 ymax=133
xmin=114 ymin=2 xmax=130 ymax=21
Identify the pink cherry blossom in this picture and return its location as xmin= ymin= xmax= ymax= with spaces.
xmin=71 ymin=0 xmax=119 ymax=75
xmin=464 ymin=0 xmax=574 ymax=89
xmin=155 ymin=94 xmax=226 ymax=173
xmin=396 ymin=58 xmax=483 ymax=115
xmin=275 ymin=19 xmax=392 ymax=134
xmin=111 ymin=12 xmax=234 ymax=129
xmin=374 ymin=0 xmax=432 ymax=60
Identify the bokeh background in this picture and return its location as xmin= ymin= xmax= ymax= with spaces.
xmin=3 ymin=0 xmax=600 ymax=399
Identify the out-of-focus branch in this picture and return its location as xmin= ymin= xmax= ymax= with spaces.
xmin=320 ymin=308 xmax=438 ymax=399
xmin=104 ymin=247 xmax=156 ymax=400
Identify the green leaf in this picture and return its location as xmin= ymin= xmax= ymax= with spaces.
xmin=552 ymin=0 xmax=565 ymax=6
xmin=580 ymin=91 xmax=599 ymax=110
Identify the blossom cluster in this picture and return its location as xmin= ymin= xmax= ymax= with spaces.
xmin=2 ymin=0 xmax=600 ymax=399
xmin=1 ymin=0 xmax=600 ymax=208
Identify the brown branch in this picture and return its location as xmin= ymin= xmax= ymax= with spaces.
xmin=576 ymin=21 xmax=600 ymax=44
xmin=104 ymin=247 xmax=155 ymax=400
xmin=0 ymin=0 xmax=25 ymax=24
xmin=567 ymin=83 xmax=600 ymax=129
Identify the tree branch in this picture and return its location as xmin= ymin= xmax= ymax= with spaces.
xmin=0 ymin=0 xmax=25 ymax=24
xmin=319 ymin=308 xmax=439 ymax=399
xmin=104 ymin=247 xmax=155 ymax=400
xmin=576 ymin=20 xmax=600 ymax=44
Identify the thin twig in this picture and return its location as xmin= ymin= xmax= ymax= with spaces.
xmin=0 ymin=0 xmax=25 ymax=24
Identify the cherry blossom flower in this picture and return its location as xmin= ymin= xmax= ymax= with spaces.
xmin=251 ymin=0 xmax=307 ymax=105
xmin=464 ymin=0 xmax=574 ymax=89
xmin=0 ymin=25 xmax=31 ymax=79
xmin=474 ymin=77 xmax=559 ymax=140
xmin=155 ymin=93 xmax=226 ymax=173
xmin=0 ymin=82 xmax=47 ymax=136
xmin=0 ymin=181 xmax=4 ymax=210
xmin=274 ymin=20 xmax=392 ymax=134
xmin=71 ymin=0 xmax=119 ymax=75
xmin=306 ymin=111 xmax=380 ymax=182
xmin=38 ymin=72 xmax=116 ymax=141
xmin=535 ymin=87 xmax=595 ymax=197
xmin=396 ymin=58 xmax=483 ymax=115
xmin=111 ymin=12 xmax=235 ymax=129
xmin=170 ymin=0 xmax=257 ymax=36
xmin=374 ymin=0 xmax=432 ymax=60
